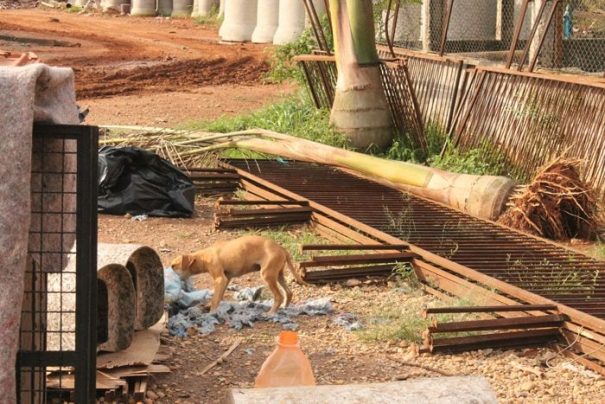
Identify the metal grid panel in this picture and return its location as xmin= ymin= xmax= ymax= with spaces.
xmin=18 ymin=124 xmax=98 ymax=404
xmin=227 ymin=159 xmax=605 ymax=318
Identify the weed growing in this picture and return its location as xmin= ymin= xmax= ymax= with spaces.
xmin=193 ymin=5 xmax=220 ymax=26
xmin=267 ymin=15 xmax=333 ymax=84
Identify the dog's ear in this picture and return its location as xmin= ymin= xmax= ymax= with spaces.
xmin=181 ymin=254 xmax=193 ymax=270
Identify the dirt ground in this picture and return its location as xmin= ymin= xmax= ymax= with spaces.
xmin=99 ymin=199 xmax=605 ymax=404
xmin=0 ymin=9 xmax=294 ymax=126
xmin=4 ymin=8 xmax=604 ymax=403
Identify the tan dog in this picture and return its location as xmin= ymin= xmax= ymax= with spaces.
xmin=170 ymin=235 xmax=304 ymax=315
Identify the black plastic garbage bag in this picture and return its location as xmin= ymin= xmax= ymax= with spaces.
xmin=98 ymin=146 xmax=195 ymax=217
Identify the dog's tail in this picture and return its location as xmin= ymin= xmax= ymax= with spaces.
xmin=285 ymin=251 xmax=306 ymax=285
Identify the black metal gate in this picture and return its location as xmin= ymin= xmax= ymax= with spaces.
xmin=17 ymin=124 xmax=98 ymax=403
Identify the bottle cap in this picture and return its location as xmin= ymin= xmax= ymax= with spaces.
xmin=278 ymin=331 xmax=299 ymax=346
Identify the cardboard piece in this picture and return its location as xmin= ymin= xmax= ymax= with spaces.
xmin=97 ymin=317 xmax=164 ymax=370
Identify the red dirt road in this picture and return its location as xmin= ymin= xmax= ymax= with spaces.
xmin=0 ymin=9 xmax=292 ymax=125
xmin=0 ymin=9 xmax=270 ymax=98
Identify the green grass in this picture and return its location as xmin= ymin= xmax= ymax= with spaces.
xmin=589 ymin=241 xmax=605 ymax=260
xmin=66 ymin=5 xmax=82 ymax=13
xmin=357 ymin=294 xmax=484 ymax=343
xmin=180 ymin=92 xmax=510 ymax=177
xmin=266 ymin=14 xmax=333 ymax=84
xmin=179 ymin=92 xmax=349 ymax=149
xmin=193 ymin=5 xmax=221 ymax=26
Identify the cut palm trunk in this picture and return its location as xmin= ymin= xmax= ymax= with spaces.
xmin=197 ymin=129 xmax=515 ymax=221
xmin=328 ymin=0 xmax=394 ymax=150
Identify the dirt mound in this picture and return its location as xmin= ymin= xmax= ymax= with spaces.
xmin=75 ymin=56 xmax=270 ymax=99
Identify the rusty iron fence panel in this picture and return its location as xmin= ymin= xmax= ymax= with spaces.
xmin=451 ymin=66 xmax=605 ymax=191
xmin=378 ymin=47 xmax=468 ymax=133
xmin=295 ymin=55 xmax=337 ymax=110
xmin=379 ymin=60 xmax=427 ymax=152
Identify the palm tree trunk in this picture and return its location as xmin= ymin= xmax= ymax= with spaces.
xmin=329 ymin=0 xmax=394 ymax=150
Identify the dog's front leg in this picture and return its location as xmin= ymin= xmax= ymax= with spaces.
xmin=209 ymin=275 xmax=230 ymax=313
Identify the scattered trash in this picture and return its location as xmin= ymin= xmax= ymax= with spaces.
xmin=333 ymin=313 xmax=363 ymax=331
xmin=131 ymin=214 xmax=148 ymax=221
xmin=164 ymin=268 xmax=212 ymax=310
xmin=98 ymin=146 xmax=195 ymax=218
xmin=165 ymin=280 xmax=333 ymax=337
xmin=255 ymin=331 xmax=316 ymax=387
xmin=234 ymin=286 xmax=264 ymax=302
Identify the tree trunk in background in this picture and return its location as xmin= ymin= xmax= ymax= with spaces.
xmin=329 ymin=0 xmax=394 ymax=150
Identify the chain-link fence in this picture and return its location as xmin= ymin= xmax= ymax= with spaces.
xmin=560 ymin=0 xmax=605 ymax=73
xmin=375 ymin=0 xmax=605 ymax=75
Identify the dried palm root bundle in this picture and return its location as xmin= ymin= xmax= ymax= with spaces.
xmin=499 ymin=158 xmax=602 ymax=240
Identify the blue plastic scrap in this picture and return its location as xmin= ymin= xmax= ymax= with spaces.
xmin=165 ymin=268 xmax=358 ymax=336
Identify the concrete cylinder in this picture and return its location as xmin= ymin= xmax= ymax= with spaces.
xmin=172 ymin=0 xmax=193 ymax=17
xmin=130 ymin=0 xmax=157 ymax=16
xmin=273 ymin=0 xmax=306 ymax=45
xmin=220 ymin=0 xmax=258 ymax=42
xmin=219 ymin=0 xmax=225 ymax=16
xmin=98 ymin=244 xmax=164 ymax=331
xmin=101 ymin=0 xmax=128 ymax=12
xmin=72 ymin=0 xmax=86 ymax=7
xmin=158 ymin=0 xmax=173 ymax=16
xmin=46 ymin=262 xmax=136 ymax=353
xmin=251 ymin=0 xmax=279 ymax=43
xmin=97 ymin=264 xmax=136 ymax=352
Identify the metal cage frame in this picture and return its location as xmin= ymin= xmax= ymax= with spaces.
xmin=17 ymin=124 xmax=98 ymax=403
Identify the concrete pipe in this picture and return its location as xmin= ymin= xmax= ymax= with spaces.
xmin=192 ymin=0 xmax=217 ymax=18
xmin=101 ymin=0 xmax=129 ymax=12
xmin=72 ymin=0 xmax=86 ymax=7
xmin=273 ymin=0 xmax=306 ymax=45
xmin=251 ymin=0 xmax=279 ymax=43
xmin=97 ymin=264 xmax=136 ymax=352
xmin=98 ymin=244 xmax=164 ymax=330
xmin=172 ymin=0 xmax=194 ymax=17
xmin=46 ymin=262 xmax=136 ymax=353
xmin=218 ymin=0 xmax=224 ymax=17
xmin=131 ymin=0 xmax=157 ymax=16
xmin=220 ymin=0 xmax=258 ymax=42
xmin=158 ymin=0 xmax=173 ymax=16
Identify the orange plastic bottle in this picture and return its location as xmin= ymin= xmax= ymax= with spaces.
xmin=254 ymin=331 xmax=316 ymax=388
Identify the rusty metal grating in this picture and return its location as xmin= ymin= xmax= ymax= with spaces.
xmin=226 ymin=159 xmax=605 ymax=319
